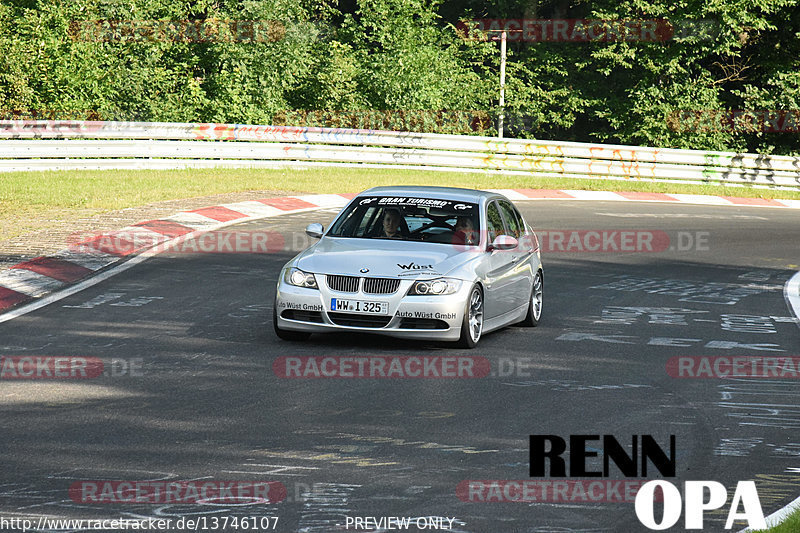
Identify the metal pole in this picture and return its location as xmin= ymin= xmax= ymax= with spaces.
xmin=498 ymin=30 xmax=507 ymax=139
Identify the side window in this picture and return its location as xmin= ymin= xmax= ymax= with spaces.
xmin=498 ymin=201 xmax=522 ymax=238
xmin=486 ymin=201 xmax=504 ymax=242
xmin=357 ymin=207 xmax=378 ymax=237
xmin=514 ymin=206 xmax=527 ymax=235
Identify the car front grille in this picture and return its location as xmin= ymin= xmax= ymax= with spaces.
xmin=362 ymin=277 xmax=400 ymax=294
xmin=326 ymin=274 xmax=360 ymax=293
xmin=325 ymin=275 xmax=400 ymax=294
xmin=327 ymin=312 xmax=392 ymax=328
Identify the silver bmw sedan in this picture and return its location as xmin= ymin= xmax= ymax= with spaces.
xmin=273 ymin=186 xmax=543 ymax=347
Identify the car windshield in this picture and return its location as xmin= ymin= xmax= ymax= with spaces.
xmin=327 ymin=196 xmax=481 ymax=246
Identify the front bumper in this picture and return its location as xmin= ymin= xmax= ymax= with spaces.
xmin=275 ymin=276 xmax=470 ymax=341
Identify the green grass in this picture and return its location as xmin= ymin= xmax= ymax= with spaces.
xmin=752 ymin=506 xmax=800 ymax=532
xmin=2 ymin=166 xmax=799 ymax=240
xmin=3 ymin=166 xmax=799 ymax=209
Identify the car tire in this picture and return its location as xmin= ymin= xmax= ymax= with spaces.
xmin=520 ymin=269 xmax=543 ymax=327
xmin=457 ymin=284 xmax=484 ymax=348
xmin=273 ymin=304 xmax=312 ymax=341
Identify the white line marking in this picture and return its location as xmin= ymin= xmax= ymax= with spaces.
xmin=741 ymin=493 xmax=800 ymax=532
xmin=484 ymin=189 xmax=527 ymax=200
xmin=738 ymin=270 xmax=800 ymax=531
xmin=596 ymin=212 xmax=768 ymax=220
xmin=51 ymin=249 xmax=118 ymax=271
xmin=0 ymin=250 xmax=156 ymax=323
xmin=561 ymin=190 xmax=623 ymax=201
xmin=295 ymin=194 xmax=350 ymax=208
xmin=0 ymin=206 xmax=323 ymax=323
xmin=667 ymin=193 xmax=735 ymax=205
xmin=219 ymin=201 xmax=283 ymax=218
xmin=162 ymin=211 xmax=221 ymax=228
xmin=785 ymin=271 xmax=800 ymax=329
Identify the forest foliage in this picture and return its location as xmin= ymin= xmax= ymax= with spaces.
xmin=1 ymin=0 xmax=799 ymax=154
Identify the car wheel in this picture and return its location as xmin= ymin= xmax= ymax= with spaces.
xmin=273 ymin=304 xmax=311 ymax=341
xmin=521 ymin=270 xmax=543 ymax=327
xmin=457 ymin=284 xmax=483 ymax=348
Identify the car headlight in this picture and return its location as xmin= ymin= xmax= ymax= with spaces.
xmin=285 ymin=267 xmax=318 ymax=289
xmin=407 ymin=278 xmax=462 ymax=296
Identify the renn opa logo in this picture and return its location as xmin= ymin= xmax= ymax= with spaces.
xmin=528 ymin=434 xmax=766 ymax=529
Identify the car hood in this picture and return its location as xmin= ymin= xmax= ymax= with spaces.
xmin=294 ymin=237 xmax=477 ymax=279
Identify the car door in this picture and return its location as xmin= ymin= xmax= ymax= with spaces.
xmin=482 ymin=200 xmax=519 ymax=319
xmin=497 ymin=200 xmax=534 ymax=310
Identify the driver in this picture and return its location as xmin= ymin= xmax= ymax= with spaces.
xmin=454 ymin=216 xmax=477 ymax=245
xmin=381 ymin=209 xmax=404 ymax=238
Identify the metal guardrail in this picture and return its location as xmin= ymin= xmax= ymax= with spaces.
xmin=1 ymin=120 xmax=799 ymax=188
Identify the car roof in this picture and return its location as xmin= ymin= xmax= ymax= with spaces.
xmin=358 ymin=186 xmax=505 ymax=203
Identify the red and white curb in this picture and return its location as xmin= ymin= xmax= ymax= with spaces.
xmin=1 ymin=188 xmax=799 ymax=319
xmin=0 ymin=194 xmax=355 ymax=319
xmin=491 ymin=188 xmax=800 ymax=208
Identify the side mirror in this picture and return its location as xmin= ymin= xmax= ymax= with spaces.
xmin=489 ymin=235 xmax=518 ymax=251
xmin=305 ymin=223 xmax=324 ymax=239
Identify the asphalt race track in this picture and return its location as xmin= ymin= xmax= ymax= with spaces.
xmin=1 ymin=200 xmax=798 ymax=533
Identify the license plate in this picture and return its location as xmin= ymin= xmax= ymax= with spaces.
xmin=330 ymin=298 xmax=388 ymax=315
